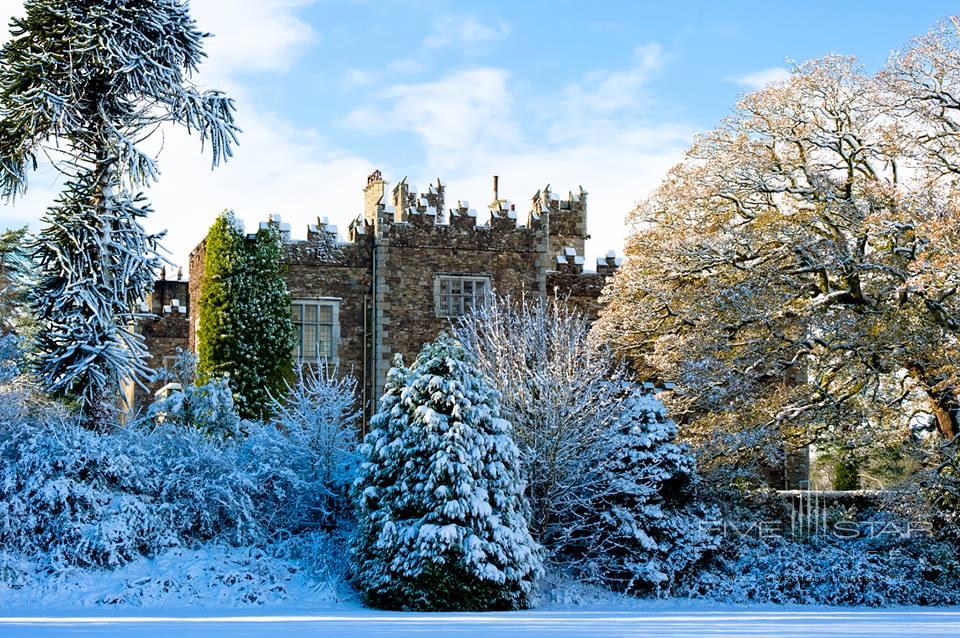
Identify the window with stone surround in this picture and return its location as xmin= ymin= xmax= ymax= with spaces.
xmin=434 ymin=275 xmax=491 ymax=318
xmin=291 ymin=299 xmax=340 ymax=362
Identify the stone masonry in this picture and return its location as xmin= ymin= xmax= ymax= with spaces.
xmin=124 ymin=272 xmax=190 ymax=410
xmin=176 ymin=171 xmax=618 ymax=422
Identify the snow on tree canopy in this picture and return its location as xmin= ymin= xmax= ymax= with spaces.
xmin=352 ymin=333 xmax=543 ymax=611
xmin=0 ymin=0 xmax=238 ymax=426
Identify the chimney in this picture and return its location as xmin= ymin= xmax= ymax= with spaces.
xmin=493 ymin=175 xmax=499 ymax=202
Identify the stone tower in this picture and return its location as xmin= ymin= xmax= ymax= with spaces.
xmin=531 ymin=184 xmax=589 ymax=262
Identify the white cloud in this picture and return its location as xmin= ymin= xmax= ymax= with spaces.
xmin=424 ymin=14 xmax=509 ymax=49
xmin=189 ymin=0 xmax=315 ymax=80
xmin=547 ymin=43 xmax=665 ymax=144
xmin=342 ymin=58 xmax=424 ymax=91
xmin=570 ymin=43 xmax=663 ymax=113
xmin=731 ymin=66 xmax=791 ymax=90
xmin=342 ymin=67 xmax=378 ymax=89
xmin=388 ymin=58 xmax=423 ymax=74
xmin=344 ymin=68 xmax=518 ymax=167
xmin=344 ymin=48 xmax=691 ymax=264
xmin=143 ymin=101 xmax=377 ymax=267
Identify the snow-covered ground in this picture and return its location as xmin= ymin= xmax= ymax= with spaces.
xmin=2 ymin=607 xmax=960 ymax=637
xmin=4 ymin=549 xmax=960 ymax=636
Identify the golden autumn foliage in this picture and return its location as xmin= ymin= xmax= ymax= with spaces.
xmin=596 ymin=19 xmax=960 ymax=479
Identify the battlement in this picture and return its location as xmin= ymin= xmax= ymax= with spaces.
xmin=596 ymin=250 xmax=623 ymax=276
xmin=140 ymin=271 xmax=188 ymax=315
xmin=530 ymin=184 xmax=589 ymax=261
xmin=357 ymin=172 xmax=581 ymax=244
xmin=209 ymin=173 xmax=616 ymax=279
xmin=246 ymin=171 xmax=618 ymax=277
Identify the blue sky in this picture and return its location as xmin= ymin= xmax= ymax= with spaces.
xmin=0 ymin=0 xmax=957 ymax=269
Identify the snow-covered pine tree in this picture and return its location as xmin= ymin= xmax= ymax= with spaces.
xmin=197 ymin=212 xmax=294 ymax=419
xmin=0 ymin=226 xmax=33 ymax=335
xmin=561 ymin=387 xmax=718 ymax=595
xmin=0 ymin=0 xmax=238 ymax=428
xmin=352 ymin=334 xmax=543 ymax=611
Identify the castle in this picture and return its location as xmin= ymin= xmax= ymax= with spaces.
xmin=128 ymin=170 xmax=812 ymax=488
xmin=130 ymin=171 xmax=622 ymax=418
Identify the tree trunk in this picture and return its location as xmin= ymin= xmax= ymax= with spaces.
xmin=83 ymin=386 xmax=115 ymax=433
xmin=908 ymin=364 xmax=960 ymax=439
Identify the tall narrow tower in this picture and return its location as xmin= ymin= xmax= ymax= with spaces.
xmin=363 ymin=169 xmax=386 ymax=225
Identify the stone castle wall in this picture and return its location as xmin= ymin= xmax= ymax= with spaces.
xmin=371 ymin=210 xmax=548 ymax=400
xmin=285 ymin=222 xmax=375 ymax=409
xmin=126 ymin=277 xmax=190 ymax=409
xmin=157 ymin=172 xmax=622 ymax=421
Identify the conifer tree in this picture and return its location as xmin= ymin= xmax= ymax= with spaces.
xmin=0 ymin=226 xmax=32 ymax=334
xmin=196 ymin=212 xmax=294 ymax=419
xmin=353 ymin=334 xmax=543 ymax=611
xmin=0 ymin=0 xmax=238 ymax=428
xmin=563 ymin=388 xmax=718 ymax=594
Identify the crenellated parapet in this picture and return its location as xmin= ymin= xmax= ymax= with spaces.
xmin=531 ymin=184 xmax=589 ymax=261
xmin=554 ymin=246 xmax=586 ymax=274
xmin=448 ymin=200 xmax=480 ymax=230
xmin=356 ymin=173 xmax=585 ymax=255
xmin=547 ymin=246 xmax=622 ymax=320
xmin=596 ymin=250 xmax=623 ymax=276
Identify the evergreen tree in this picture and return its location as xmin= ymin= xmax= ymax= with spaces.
xmin=0 ymin=0 xmax=238 ymax=428
xmin=197 ymin=212 xmax=294 ymax=419
xmin=563 ymin=388 xmax=718 ymax=594
xmin=353 ymin=334 xmax=543 ymax=611
xmin=0 ymin=226 xmax=33 ymax=335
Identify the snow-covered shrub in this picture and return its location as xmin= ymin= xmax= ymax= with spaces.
xmin=679 ymin=510 xmax=960 ymax=606
xmin=0 ymin=417 xmax=255 ymax=568
xmin=0 ymin=332 xmax=21 ymax=385
xmin=559 ymin=388 xmax=719 ymax=594
xmin=456 ymin=297 xmax=717 ymax=594
xmin=454 ymin=295 xmax=622 ymax=542
xmin=0 ymin=415 xmax=358 ymax=572
xmin=144 ymin=349 xmax=241 ymax=439
xmin=0 ymin=333 xmax=55 ymax=424
xmin=352 ymin=334 xmax=543 ymax=611
xmin=0 ymin=537 xmax=350 ymax=608
xmin=267 ymin=363 xmax=361 ymax=527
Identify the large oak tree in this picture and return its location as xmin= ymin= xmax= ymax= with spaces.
xmin=597 ymin=20 xmax=960 ymax=476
